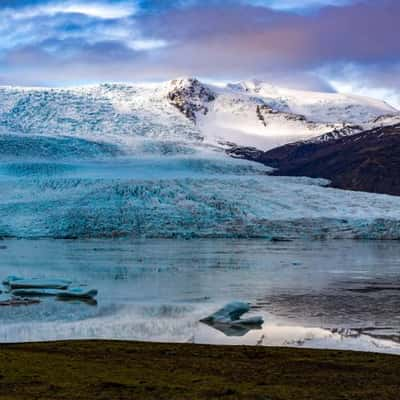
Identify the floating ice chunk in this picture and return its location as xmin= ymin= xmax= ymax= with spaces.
xmin=202 ymin=301 xmax=250 ymax=323
xmin=57 ymin=288 xmax=98 ymax=299
xmin=12 ymin=288 xmax=64 ymax=297
xmin=12 ymin=287 xmax=98 ymax=299
xmin=201 ymin=301 xmax=264 ymax=325
xmin=6 ymin=278 xmax=71 ymax=290
xmin=2 ymin=276 xmax=23 ymax=285
xmin=235 ymin=316 xmax=265 ymax=325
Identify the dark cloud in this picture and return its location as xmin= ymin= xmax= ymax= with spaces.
xmin=134 ymin=0 xmax=400 ymax=103
xmin=139 ymin=0 xmax=399 ymax=71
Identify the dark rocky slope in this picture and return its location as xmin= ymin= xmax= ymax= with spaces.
xmin=228 ymin=124 xmax=400 ymax=196
xmin=167 ymin=78 xmax=215 ymax=122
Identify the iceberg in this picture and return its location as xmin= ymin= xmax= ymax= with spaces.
xmin=3 ymin=276 xmax=97 ymax=301
xmin=201 ymin=301 xmax=264 ymax=325
xmin=56 ymin=288 xmax=98 ymax=299
xmin=2 ymin=276 xmax=23 ymax=285
xmin=6 ymin=277 xmax=71 ymax=290
xmin=11 ymin=288 xmax=65 ymax=297
xmin=11 ymin=287 xmax=98 ymax=299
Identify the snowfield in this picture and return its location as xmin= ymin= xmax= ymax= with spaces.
xmin=0 ymin=78 xmax=400 ymax=239
xmin=231 ymin=80 xmax=396 ymax=124
xmin=0 ymin=78 xmax=397 ymax=151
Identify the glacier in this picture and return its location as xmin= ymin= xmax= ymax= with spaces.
xmin=2 ymin=155 xmax=400 ymax=239
xmin=0 ymin=78 xmax=400 ymax=240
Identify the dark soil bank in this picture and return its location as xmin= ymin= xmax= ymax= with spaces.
xmin=0 ymin=340 xmax=399 ymax=399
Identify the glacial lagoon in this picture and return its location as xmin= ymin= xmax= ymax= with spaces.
xmin=0 ymin=238 xmax=399 ymax=354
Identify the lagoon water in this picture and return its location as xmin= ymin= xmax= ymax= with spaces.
xmin=0 ymin=239 xmax=399 ymax=354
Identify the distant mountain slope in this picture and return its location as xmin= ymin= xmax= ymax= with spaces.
xmin=239 ymin=124 xmax=400 ymax=196
xmin=229 ymin=80 xmax=396 ymax=124
xmin=185 ymin=78 xmax=397 ymax=150
xmin=0 ymin=83 xmax=202 ymax=156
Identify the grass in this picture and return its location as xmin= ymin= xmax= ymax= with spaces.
xmin=0 ymin=340 xmax=399 ymax=399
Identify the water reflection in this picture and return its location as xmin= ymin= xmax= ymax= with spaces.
xmin=201 ymin=322 xmax=260 ymax=337
xmin=57 ymin=297 xmax=98 ymax=307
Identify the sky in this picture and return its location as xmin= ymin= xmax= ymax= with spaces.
xmin=0 ymin=0 xmax=399 ymax=107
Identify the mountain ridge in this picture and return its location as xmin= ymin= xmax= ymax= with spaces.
xmin=0 ymin=77 xmax=397 ymax=154
xmin=232 ymin=123 xmax=400 ymax=196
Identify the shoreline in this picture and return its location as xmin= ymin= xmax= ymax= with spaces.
xmin=3 ymin=236 xmax=400 ymax=241
xmin=0 ymin=340 xmax=399 ymax=399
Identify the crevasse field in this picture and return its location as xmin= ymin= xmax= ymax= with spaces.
xmin=2 ymin=146 xmax=400 ymax=239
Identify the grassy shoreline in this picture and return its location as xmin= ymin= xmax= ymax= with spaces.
xmin=0 ymin=340 xmax=399 ymax=399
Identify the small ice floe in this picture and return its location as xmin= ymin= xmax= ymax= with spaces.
xmin=57 ymin=288 xmax=98 ymax=299
xmin=4 ymin=276 xmax=71 ymax=290
xmin=2 ymin=276 xmax=21 ymax=285
xmin=200 ymin=301 xmax=264 ymax=336
xmin=12 ymin=287 xmax=98 ymax=299
xmin=201 ymin=301 xmax=263 ymax=325
xmin=2 ymin=276 xmax=98 ymax=306
xmin=11 ymin=288 xmax=64 ymax=297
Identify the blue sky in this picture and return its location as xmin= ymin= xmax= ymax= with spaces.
xmin=1 ymin=0 xmax=399 ymax=107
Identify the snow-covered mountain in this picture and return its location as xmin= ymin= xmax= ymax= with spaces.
xmin=0 ymin=77 xmax=397 ymax=153
xmin=229 ymin=80 xmax=395 ymax=123
xmin=1 ymin=77 xmax=400 ymax=240
xmin=197 ymin=78 xmax=396 ymax=149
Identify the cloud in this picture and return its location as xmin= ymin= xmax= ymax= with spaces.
xmin=44 ymin=2 xmax=136 ymax=19
xmin=243 ymin=0 xmax=356 ymax=12
xmin=0 ymin=0 xmax=166 ymax=63
xmin=136 ymin=0 xmax=357 ymax=13
xmin=133 ymin=0 xmax=399 ymax=80
xmin=321 ymin=62 xmax=400 ymax=108
xmin=0 ymin=2 xmax=138 ymax=51
xmin=4 ymin=1 xmax=137 ymax=19
xmin=0 ymin=0 xmax=398 ymax=109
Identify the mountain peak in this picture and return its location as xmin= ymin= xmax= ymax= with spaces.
xmin=168 ymin=77 xmax=202 ymax=89
xmin=227 ymin=79 xmax=275 ymax=94
xmin=167 ymin=77 xmax=216 ymax=123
